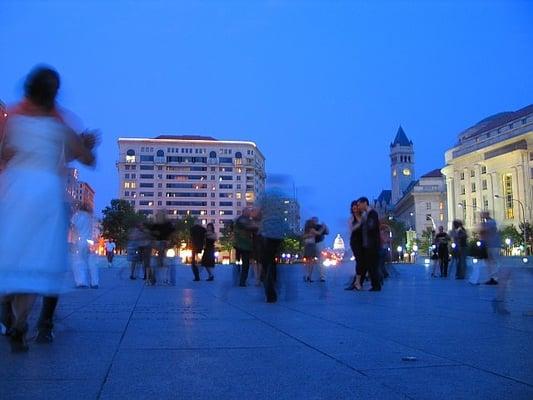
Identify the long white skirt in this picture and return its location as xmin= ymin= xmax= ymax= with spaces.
xmin=0 ymin=167 xmax=70 ymax=295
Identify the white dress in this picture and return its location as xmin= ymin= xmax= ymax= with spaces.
xmin=0 ymin=115 xmax=70 ymax=295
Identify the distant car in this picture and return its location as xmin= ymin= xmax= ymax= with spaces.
xmin=320 ymin=248 xmax=344 ymax=266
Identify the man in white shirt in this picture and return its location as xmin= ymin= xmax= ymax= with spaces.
xmin=105 ymin=240 xmax=116 ymax=268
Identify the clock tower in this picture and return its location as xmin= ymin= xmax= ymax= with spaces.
xmin=390 ymin=126 xmax=415 ymax=204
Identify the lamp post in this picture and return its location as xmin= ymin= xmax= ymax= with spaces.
xmin=494 ymin=194 xmax=528 ymax=254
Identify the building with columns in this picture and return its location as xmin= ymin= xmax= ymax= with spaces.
xmin=441 ymin=104 xmax=533 ymax=232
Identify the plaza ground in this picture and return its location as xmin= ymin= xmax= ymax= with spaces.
xmin=1 ymin=258 xmax=532 ymax=400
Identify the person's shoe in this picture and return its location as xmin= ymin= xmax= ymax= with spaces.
xmin=369 ymin=287 xmax=381 ymax=292
xmin=320 ymin=278 xmax=326 ymax=282
xmin=90 ymin=285 xmax=99 ymax=289
xmin=35 ymin=329 xmax=54 ymax=344
xmin=206 ymin=276 xmax=214 ymax=281
xmin=266 ymin=298 xmax=277 ymax=303
xmin=239 ymin=283 xmax=246 ymax=287
xmin=344 ymin=286 xmax=354 ymax=291
xmin=10 ymin=329 xmax=29 ymax=353
xmin=193 ymin=278 xmax=200 ymax=282
xmin=354 ymin=283 xmax=362 ymax=291
xmin=130 ymin=276 xmax=136 ymax=280
xmin=485 ymin=278 xmax=498 ymax=285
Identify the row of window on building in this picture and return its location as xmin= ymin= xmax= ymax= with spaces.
xmin=124 ymin=190 xmax=254 ymax=201
xmin=138 ymin=146 xmax=255 ymax=156
xmin=459 ymin=165 xmax=487 ymax=179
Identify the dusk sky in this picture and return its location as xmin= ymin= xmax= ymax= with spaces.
xmin=1 ymin=0 xmax=532 ymax=239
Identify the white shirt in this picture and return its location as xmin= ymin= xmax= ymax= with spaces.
xmin=105 ymin=242 xmax=116 ymax=252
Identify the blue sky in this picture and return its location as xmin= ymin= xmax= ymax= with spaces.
xmin=1 ymin=0 xmax=532 ymax=238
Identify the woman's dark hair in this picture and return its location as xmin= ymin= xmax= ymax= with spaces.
xmin=206 ymin=223 xmax=215 ymax=232
xmin=303 ymin=219 xmax=315 ymax=233
xmin=350 ymin=200 xmax=358 ymax=216
xmin=24 ymin=66 xmax=60 ymax=111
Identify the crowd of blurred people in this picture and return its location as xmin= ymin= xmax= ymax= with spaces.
xmin=0 ymin=66 xmax=522 ymax=356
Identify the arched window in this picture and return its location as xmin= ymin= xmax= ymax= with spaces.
xmin=156 ymin=150 xmax=164 ymax=157
xmin=235 ymin=151 xmax=242 ymax=158
xmin=126 ymin=149 xmax=136 ymax=163
xmin=209 ymin=151 xmax=217 ymax=158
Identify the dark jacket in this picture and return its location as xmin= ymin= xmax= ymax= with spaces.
xmin=362 ymin=209 xmax=381 ymax=250
xmin=190 ymin=224 xmax=207 ymax=253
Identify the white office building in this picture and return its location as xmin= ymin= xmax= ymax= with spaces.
xmin=117 ymin=135 xmax=266 ymax=233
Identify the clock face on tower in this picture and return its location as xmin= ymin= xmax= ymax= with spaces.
xmin=402 ymin=168 xmax=411 ymax=176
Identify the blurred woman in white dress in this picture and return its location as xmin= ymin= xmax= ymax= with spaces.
xmin=0 ymin=66 xmax=97 ymax=352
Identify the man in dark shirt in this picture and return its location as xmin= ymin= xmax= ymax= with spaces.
xmin=434 ymin=226 xmax=451 ymax=277
xmin=190 ymin=222 xmax=206 ymax=281
xmin=148 ymin=211 xmax=175 ymax=285
xmin=357 ymin=197 xmax=382 ymax=291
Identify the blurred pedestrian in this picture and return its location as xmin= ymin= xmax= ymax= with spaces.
xmin=105 ymin=239 xmax=116 ymax=268
xmin=434 ymin=226 xmax=451 ymax=277
xmin=303 ymin=218 xmax=327 ymax=283
xmin=127 ymin=223 xmax=147 ymax=280
xmin=346 ymin=200 xmax=364 ymax=290
xmin=234 ymin=208 xmax=259 ymax=286
xmin=71 ymin=203 xmax=98 ymax=288
xmin=312 ymin=217 xmax=329 ymax=282
xmin=250 ymin=208 xmax=264 ymax=286
xmin=357 ymin=197 xmax=382 ymax=291
xmin=148 ymin=210 xmax=175 ymax=285
xmin=190 ymin=221 xmax=206 ymax=282
xmin=201 ymin=223 xmax=217 ymax=281
xmin=479 ymin=211 xmax=501 ymax=285
xmin=256 ymin=189 xmax=288 ymax=303
xmin=0 ymin=66 xmax=97 ymax=352
xmin=451 ymin=220 xmax=468 ymax=279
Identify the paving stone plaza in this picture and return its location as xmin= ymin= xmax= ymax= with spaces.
xmin=1 ymin=258 xmax=532 ymax=400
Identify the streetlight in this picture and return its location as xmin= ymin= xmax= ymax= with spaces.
xmin=494 ymin=194 xmax=528 ymax=253
xmin=505 ymin=237 xmax=511 ymax=256
xmin=397 ymin=245 xmax=403 ymax=262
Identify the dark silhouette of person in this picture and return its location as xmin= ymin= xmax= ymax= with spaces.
xmin=190 ymin=222 xmax=206 ymax=281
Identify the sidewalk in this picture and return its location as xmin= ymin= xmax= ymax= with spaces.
xmin=1 ymin=261 xmax=532 ymax=399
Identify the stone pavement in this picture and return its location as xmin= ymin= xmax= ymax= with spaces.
xmin=1 ymin=259 xmax=533 ymax=400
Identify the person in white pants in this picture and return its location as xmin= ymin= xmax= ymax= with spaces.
xmin=72 ymin=204 xmax=98 ymax=288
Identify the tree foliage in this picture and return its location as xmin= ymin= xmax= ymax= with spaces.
xmin=382 ymin=218 xmax=408 ymax=250
xmin=499 ymin=224 xmax=523 ymax=247
xmin=417 ymin=227 xmax=434 ymax=256
xmin=101 ymin=199 xmax=146 ymax=251
xmin=169 ymin=215 xmax=197 ymax=247
xmin=218 ymin=222 xmax=234 ymax=252
xmin=280 ymin=235 xmax=303 ymax=256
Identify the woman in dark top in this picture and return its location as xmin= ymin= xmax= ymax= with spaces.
xmin=201 ymin=223 xmax=217 ymax=281
xmin=346 ymin=200 xmax=364 ymax=290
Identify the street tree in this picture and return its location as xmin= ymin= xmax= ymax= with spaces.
xmin=101 ymin=199 xmax=145 ymax=251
